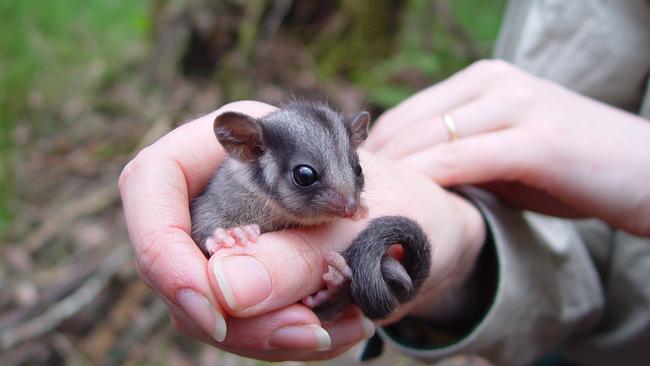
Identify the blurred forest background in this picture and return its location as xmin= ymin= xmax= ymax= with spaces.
xmin=0 ymin=0 xmax=505 ymax=365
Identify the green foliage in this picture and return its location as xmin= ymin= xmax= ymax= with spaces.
xmin=0 ymin=0 xmax=150 ymax=238
xmin=314 ymin=0 xmax=399 ymax=77
xmin=350 ymin=0 xmax=507 ymax=108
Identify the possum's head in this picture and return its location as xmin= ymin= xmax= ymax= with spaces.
xmin=213 ymin=102 xmax=369 ymax=225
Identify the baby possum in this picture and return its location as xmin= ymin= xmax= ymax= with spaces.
xmin=190 ymin=101 xmax=431 ymax=321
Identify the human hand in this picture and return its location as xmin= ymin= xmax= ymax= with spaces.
xmin=365 ymin=60 xmax=650 ymax=236
xmin=120 ymin=101 xmax=369 ymax=361
xmin=119 ymin=101 xmax=485 ymax=361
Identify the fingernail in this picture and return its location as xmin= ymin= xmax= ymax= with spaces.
xmin=213 ymin=255 xmax=272 ymax=311
xmin=327 ymin=315 xmax=375 ymax=345
xmin=269 ymin=325 xmax=332 ymax=351
xmin=176 ymin=289 xmax=227 ymax=342
xmin=361 ymin=317 xmax=375 ymax=338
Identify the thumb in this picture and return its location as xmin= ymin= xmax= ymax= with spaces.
xmin=207 ymin=219 xmax=365 ymax=317
xmin=401 ymin=130 xmax=527 ymax=186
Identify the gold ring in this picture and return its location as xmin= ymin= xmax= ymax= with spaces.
xmin=442 ymin=113 xmax=459 ymax=141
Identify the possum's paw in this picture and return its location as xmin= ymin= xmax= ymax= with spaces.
xmin=204 ymin=224 xmax=260 ymax=255
xmin=302 ymin=252 xmax=352 ymax=308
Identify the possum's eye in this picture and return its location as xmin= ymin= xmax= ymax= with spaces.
xmin=292 ymin=165 xmax=319 ymax=187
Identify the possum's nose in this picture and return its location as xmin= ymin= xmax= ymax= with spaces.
xmin=338 ymin=195 xmax=358 ymax=218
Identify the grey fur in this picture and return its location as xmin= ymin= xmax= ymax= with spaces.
xmin=343 ymin=216 xmax=430 ymax=320
xmin=190 ymin=101 xmax=431 ymax=320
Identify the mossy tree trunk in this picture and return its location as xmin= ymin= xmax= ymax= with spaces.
xmin=149 ymin=0 xmax=405 ymax=101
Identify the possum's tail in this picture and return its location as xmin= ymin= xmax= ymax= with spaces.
xmin=342 ymin=216 xmax=431 ymax=320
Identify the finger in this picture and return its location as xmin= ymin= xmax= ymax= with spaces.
xmin=120 ymin=101 xmax=278 ymax=343
xmin=365 ymin=60 xmax=512 ymax=152
xmin=221 ymin=304 xmax=328 ymax=352
xmin=481 ymin=181 xmax=588 ymax=218
xmin=323 ymin=307 xmax=375 ymax=347
xmin=123 ymin=157 xmax=228 ymax=342
xmin=401 ymin=129 xmax=528 ymax=186
xmin=207 ymin=218 xmax=365 ymax=317
xmin=217 ymin=304 xmax=362 ymax=361
xmin=167 ymin=302 xmax=215 ymax=345
xmin=376 ymin=93 xmax=519 ymax=159
xmin=239 ymin=306 xmax=371 ymax=361
xmin=171 ymin=303 xmax=342 ymax=361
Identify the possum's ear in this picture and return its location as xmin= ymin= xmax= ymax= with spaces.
xmin=347 ymin=111 xmax=370 ymax=149
xmin=214 ymin=112 xmax=265 ymax=162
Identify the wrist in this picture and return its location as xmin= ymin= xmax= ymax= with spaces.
xmin=453 ymin=190 xmax=486 ymax=257
xmin=406 ymin=190 xmax=486 ymax=318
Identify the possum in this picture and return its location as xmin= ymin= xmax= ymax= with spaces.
xmin=190 ymin=101 xmax=431 ymax=321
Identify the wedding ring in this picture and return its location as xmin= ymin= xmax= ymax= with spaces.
xmin=442 ymin=113 xmax=459 ymax=141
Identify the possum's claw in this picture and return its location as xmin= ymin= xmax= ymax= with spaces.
xmin=302 ymin=252 xmax=352 ymax=308
xmin=205 ymin=224 xmax=260 ymax=255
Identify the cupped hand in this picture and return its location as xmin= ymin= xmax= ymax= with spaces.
xmin=366 ymin=60 xmax=650 ymax=236
xmin=119 ymin=101 xmax=486 ymax=361
xmin=120 ymin=101 xmax=368 ymax=361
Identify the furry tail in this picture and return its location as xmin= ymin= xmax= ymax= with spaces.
xmin=342 ymin=216 xmax=431 ymax=320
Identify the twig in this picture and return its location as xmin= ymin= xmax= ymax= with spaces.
xmin=21 ymin=116 xmax=172 ymax=255
xmin=0 ymin=245 xmax=131 ymax=350
xmin=120 ymin=310 xmax=171 ymax=366
xmin=0 ymin=254 xmax=100 ymax=330
xmin=101 ymin=298 xmax=168 ymax=366
xmin=261 ymin=0 xmax=294 ymax=41
xmin=51 ymin=332 xmax=94 ymax=366
xmin=434 ymin=0 xmax=482 ymax=59
xmin=23 ymin=184 xmax=119 ymax=254
xmin=145 ymin=8 xmax=190 ymax=84
xmin=79 ymin=280 xmax=152 ymax=362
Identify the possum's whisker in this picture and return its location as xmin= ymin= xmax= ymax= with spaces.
xmin=362 ymin=150 xmax=384 ymax=172
xmin=249 ymin=207 xmax=294 ymax=228
xmin=363 ymin=170 xmax=392 ymax=193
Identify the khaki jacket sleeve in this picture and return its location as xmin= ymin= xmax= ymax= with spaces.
xmin=640 ymin=78 xmax=650 ymax=119
xmin=562 ymin=226 xmax=650 ymax=365
xmin=371 ymin=189 xmax=650 ymax=366
xmin=373 ymin=188 xmax=603 ymax=365
xmin=494 ymin=0 xmax=650 ymax=115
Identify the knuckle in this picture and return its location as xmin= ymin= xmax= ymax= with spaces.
xmin=118 ymin=159 xmax=137 ymax=192
xmin=505 ymin=86 xmax=536 ymax=109
xmin=134 ymin=258 xmax=154 ymax=288
xmin=134 ymin=241 xmax=159 ymax=283
xmin=470 ymin=59 xmax=513 ymax=77
xmin=510 ymin=131 xmax=543 ymax=180
xmin=435 ymin=144 xmax=463 ymax=181
xmin=133 ymin=228 xmax=177 ymax=283
xmin=117 ymin=159 xmax=138 ymax=192
xmin=118 ymin=146 xmax=157 ymax=192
